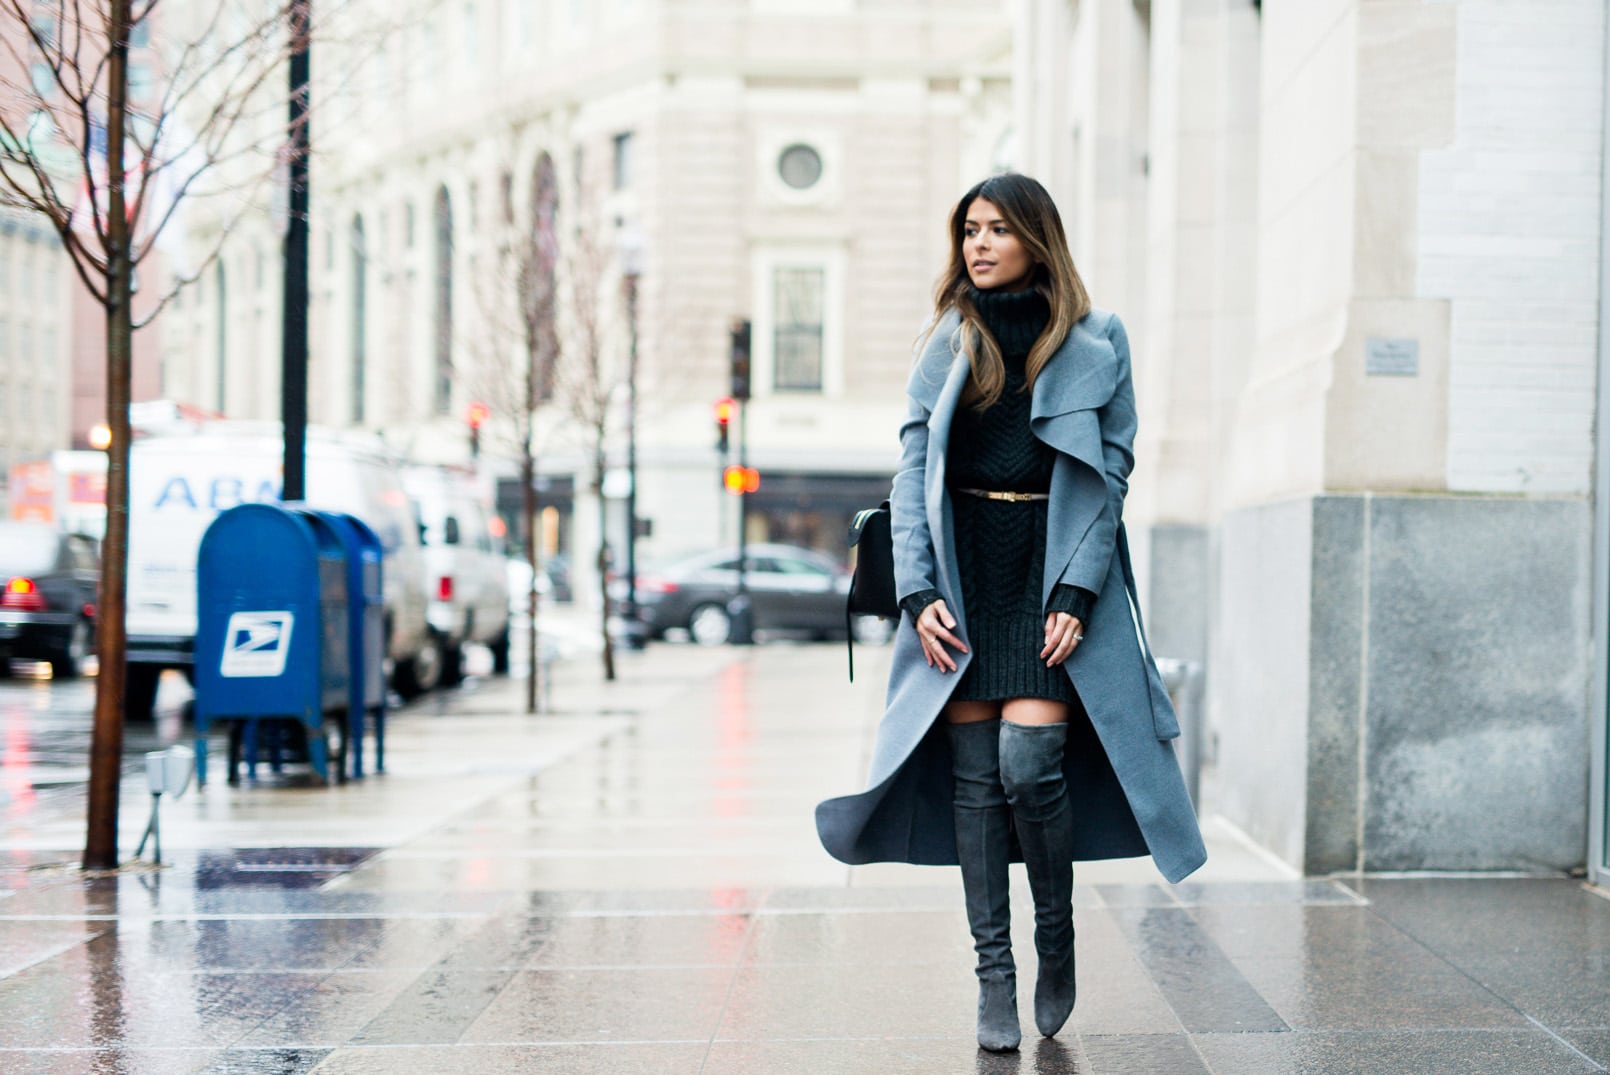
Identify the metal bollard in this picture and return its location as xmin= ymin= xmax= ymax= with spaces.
xmin=1155 ymin=658 xmax=1205 ymax=810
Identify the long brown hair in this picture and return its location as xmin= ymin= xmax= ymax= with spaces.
xmin=927 ymin=174 xmax=1091 ymax=410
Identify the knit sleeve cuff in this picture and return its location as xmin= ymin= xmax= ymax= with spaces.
xmin=1046 ymin=584 xmax=1096 ymax=625
xmin=899 ymin=588 xmax=944 ymax=623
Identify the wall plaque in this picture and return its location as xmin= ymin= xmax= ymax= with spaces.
xmin=1366 ymin=336 xmax=1419 ymax=377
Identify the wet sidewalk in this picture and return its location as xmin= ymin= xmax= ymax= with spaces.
xmin=1 ymin=642 xmax=1607 ymax=1073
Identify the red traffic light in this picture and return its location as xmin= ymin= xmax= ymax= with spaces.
xmin=722 ymin=465 xmax=759 ymax=495
xmin=466 ymin=401 xmax=490 ymax=429
xmin=713 ymin=397 xmax=734 ymax=426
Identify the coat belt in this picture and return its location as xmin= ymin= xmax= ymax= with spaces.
xmin=952 ymin=487 xmax=1051 ymax=502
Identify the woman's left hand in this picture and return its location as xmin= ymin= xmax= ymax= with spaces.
xmin=1041 ymin=613 xmax=1084 ymax=667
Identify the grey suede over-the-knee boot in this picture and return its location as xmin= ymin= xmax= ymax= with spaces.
xmin=998 ymin=719 xmax=1077 ymax=1038
xmin=947 ymin=719 xmax=1020 ymax=1053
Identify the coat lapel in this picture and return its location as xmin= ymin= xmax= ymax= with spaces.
xmin=1029 ymin=313 xmax=1120 ymax=463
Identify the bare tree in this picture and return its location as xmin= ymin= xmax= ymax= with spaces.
xmin=0 ymin=0 xmax=366 ymax=869
xmin=459 ymin=150 xmax=562 ymax=712
xmin=551 ymin=204 xmax=629 ymax=682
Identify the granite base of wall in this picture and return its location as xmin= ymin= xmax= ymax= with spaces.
xmin=1205 ymin=493 xmax=1592 ymax=874
xmin=1146 ymin=523 xmax=1212 ymax=664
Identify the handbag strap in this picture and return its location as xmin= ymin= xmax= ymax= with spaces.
xmin=1116 ymin=522 xmax=1158 ymax=666
xmin=846 ymin=601 xmax=855 ymax=682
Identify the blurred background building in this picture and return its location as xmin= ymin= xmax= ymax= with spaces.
xmin=160 ymin=0 xmax=1013 ymax=594
xmin=1015 ymin=0 xmax=1607 ymax=883
xmin=0 ymin=5 xmax=164 ymax=516
xmin=0 ymin=209 xmax=70 ymax=486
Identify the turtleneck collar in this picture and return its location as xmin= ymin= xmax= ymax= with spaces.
xmin=968 ymin=285 xmax=1050 ymax=357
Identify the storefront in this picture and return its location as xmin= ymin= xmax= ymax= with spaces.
xmin=741 ymin=471 xmax=893 ymax=566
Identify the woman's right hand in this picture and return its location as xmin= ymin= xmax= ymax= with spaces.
xmin=915 ymin=599 xmax=968 ymax=673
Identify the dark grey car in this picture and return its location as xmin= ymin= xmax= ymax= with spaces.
xmin=629 ymin=543 xmax=889 ymax=646
xmin=0 ymin=522 xmax=99 ymax=677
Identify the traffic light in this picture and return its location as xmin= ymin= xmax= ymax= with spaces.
xmin=467 ymin=400 xmax=490 ymax=458
xmin=713 ymin=396 xmax=733 ymax=454
xmin=722 ymin=465 xmax=760 ymax=495
xmin=729 ymin=319 xmax=752 ymax=401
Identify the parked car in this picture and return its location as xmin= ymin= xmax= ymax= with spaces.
xmin=0 ymin=521 xmax=99 ymax=678
xmin=404 ymin=465 xmax=513 ymax=681
xmin=627 ymin=542 xmax=891 ymax=646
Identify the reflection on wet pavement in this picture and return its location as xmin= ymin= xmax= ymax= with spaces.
xmin=0 ymin=644 xmax=1605 ymax=1073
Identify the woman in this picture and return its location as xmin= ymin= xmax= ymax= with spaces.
xmin=816 ymin=174 xmax=1205 ymax=1053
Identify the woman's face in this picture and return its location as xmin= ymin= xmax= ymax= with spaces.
xmin=961 ymin=197 xmax=1035 ymax=291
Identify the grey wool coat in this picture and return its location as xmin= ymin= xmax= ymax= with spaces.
xmin=815 ymin=307 xmax=1207 ymax=884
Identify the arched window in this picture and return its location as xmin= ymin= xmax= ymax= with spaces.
xmin=530 ymin=154 xmax=558 ymax=402
xmin=351 ymin=214 xmax=367 ymax=424
xmin=215 ymin=260 xmax=227 ymax=413
xmin=433 ymin=186 xmax=454 ymax=416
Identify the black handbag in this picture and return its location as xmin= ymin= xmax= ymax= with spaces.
xmin=845 ymin=501 xmax=898 ymax=681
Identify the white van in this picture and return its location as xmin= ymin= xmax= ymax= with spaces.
xmin=401 ymin=464 xmax=512 ymax=683
xmin=126 ymin=422 xmax=439 ymax=717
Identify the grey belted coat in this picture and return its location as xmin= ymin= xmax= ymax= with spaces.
xmin=815 ymin=307 xmax=1206 ymax=884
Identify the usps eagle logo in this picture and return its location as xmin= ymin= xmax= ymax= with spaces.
xmin=220 ymin=612 xmax=295 ymax=678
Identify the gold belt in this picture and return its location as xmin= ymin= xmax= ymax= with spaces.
xmin=954 ymin=487 xmax=1050 ymax=502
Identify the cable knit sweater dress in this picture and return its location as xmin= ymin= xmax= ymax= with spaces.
xmin=901 ymin=286 xmax=1097 ymax=705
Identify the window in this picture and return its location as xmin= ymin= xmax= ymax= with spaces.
xmin=433 ymin=186 xmax=454 ymax=416
xmin=405 ymin=201 xmax=416 ymax=248
xmin=777 ymin=144 xmax=822 ymax=190
xmin=215 ymin=261 xmax=227 ymax=412
xmin=29 ymin=62 xmax=53 ymax=96
xmin=28 ymin=10 xmax=55 ymax=46
xmin=772 ymin=267 xmax=824 ymax=392
xmin=461 ymin=2 xmax=479 ymax=62
xmin=128 ymin=62 xmax=154 ymax=102
xmin=531 ymin=153 xmax=559 ymax=402
xmin=351 ymin=214 xmax=367 ymax=424
xmin=612 ymin=131 xmax=635 ymax=190
xmin=775 ymin=556 xmax=831 ymax=578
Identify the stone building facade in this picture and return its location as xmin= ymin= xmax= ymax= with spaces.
xmin=1015 ymin=0 xmax=1607 ymax=881
xmin=0 ymin=210 xmax=72 ymax=499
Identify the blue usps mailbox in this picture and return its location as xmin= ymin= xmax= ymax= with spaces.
xmin=194 ymin=503 xmax=351 ymax=786
xmin=323 ymin=513 xmax=387 ymax=778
